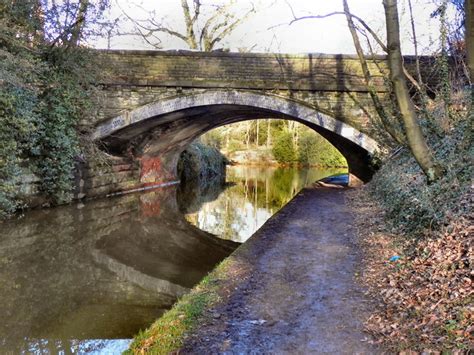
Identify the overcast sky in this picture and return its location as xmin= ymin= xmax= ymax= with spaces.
xmin=92 ymin=0 xmax=444 ymax=54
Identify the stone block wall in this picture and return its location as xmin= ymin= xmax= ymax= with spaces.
xmin=74 ymin=155 xmax=141 ymax=200
xmin=92 ymin=51 xmax=392 ymax=133
xmin=93 ymin=50 xmax=438 ymax=131
xmin=98 ymin=50 xmax=387 ymax=92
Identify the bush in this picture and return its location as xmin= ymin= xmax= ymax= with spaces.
xmin=272 ymin=130 xmax=297 ymax=164
xmin=0 ymin=44 xmax=99 ymax=215
xmin=177 ymin=142 xmax=228 ymax=183
xmin=298 ymin=130 xmax=347 ymax=167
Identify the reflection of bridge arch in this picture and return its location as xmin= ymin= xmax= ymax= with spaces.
xmin=94 ymin=91 xmax=379 ymax=182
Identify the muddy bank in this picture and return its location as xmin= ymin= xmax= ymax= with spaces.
xmin=129 ymin=185 xmax=379 ymax=353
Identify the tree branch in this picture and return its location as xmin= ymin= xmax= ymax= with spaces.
xmin=117 ymin=3 xmax=188 ymax=44
xmin=181 ymin=0 xmax=198 ymax=49
xmin=280 ymin=4 xmax=430 ymax=101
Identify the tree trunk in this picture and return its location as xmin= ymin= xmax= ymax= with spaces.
xmin=342 ymin=0 xmax=405 ymax=145
xmin=407 ymin=0 xmax=434 ymax=123
xmin=69 ymin=0 xmax=89 ymax=46
xmin=256 ymin=120 xmax=260 ymax=147
xmin=407 ymin=0 xmax=423 ymax=87
xmin=467 ymin=0 xmax=474 ymax=83
xmin=246 ymin=121 xmax=250 ymax=149
xmin=266 ymin=119 xmax=271 ymax=148
xmin=181 ymin=0 xmax=198 ymax=49
xmin=383 ymin=0 xmax=442 ymax=182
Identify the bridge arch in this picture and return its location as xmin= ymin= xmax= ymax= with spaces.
xmin=94 ymin=90 xmax=379 ymax=182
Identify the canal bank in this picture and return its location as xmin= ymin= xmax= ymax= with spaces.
xmin=128 ymin=184 xmax=378 ymax=353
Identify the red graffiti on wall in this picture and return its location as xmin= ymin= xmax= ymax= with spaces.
xmin=140 ymin=156 xmax=163 ymax=185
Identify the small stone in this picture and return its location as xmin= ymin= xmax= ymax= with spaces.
xmin=249 ymin=319 xmax=266 ymax=325
xmin=212 ymin=312 xmax=221 ymax=319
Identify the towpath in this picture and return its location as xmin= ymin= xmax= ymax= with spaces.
xmin=180 ymin=185 xmax=379 ymax=354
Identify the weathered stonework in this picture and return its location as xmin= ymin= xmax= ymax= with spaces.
xmin=74 ymin=155 xmax=141 ymax=200
xmin=78 ymin=50 xmax=440 ymax=197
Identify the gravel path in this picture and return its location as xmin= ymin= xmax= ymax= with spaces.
xmin=181 ymin=186 xmax=379 ymax=354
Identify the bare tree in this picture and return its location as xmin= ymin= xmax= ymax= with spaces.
xmin=279 ymin=3 xmax=433 ymax=103
xmin=43 ymin=0 xmax=110 ymax=48
xmin=124 ymin=0 xmax=255 ymax=51
xmin=467 ymin=0 xmax=473 ymax=82
xmin=383 ymin=0 xmax=442 ymax=182
xmin=68 ymin=0 xmax=89 ymax=46
xmin=342 ymin=0 xmax=405 ymax=145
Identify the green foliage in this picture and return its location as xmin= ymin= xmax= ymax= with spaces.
xmin=0 ymin=50 xmax=40 ymax=216
xmin=0 ymin=49 xmax=98 ymax=214
xmin=298 ymin=130 xmax=347 ymax=167
xmin=272 ymin=130 xmax=297 ymax=164
xmin=0 ymin=3 xmax=103 ymax=216
xmin=200 ymin=129 xmax=224 ymax=149
xmin=35 ymin=73 xmax=80 ymax=203
xmin=0 ymin=89 xmax=31 ymax=216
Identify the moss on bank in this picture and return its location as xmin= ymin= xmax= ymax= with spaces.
xmin=126 ymin=258 xmax=232 ymax=354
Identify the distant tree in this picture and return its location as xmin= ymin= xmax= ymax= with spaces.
xmin=123 ymin=0 xmax=255 ymax=51
xmin=272 ymin=130 xmax=297 ymax=164
xmin=298 ymin=130 xmax=347 ymax=167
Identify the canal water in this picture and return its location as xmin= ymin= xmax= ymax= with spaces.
xmin=0 ymin=165 xmax=344 ymax=354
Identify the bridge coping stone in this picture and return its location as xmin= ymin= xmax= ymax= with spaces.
xmin=97 ymin=49 xmax=428 ymax=62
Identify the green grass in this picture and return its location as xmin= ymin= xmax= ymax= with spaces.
xmin=125 ymin=259 xmax=231 ymax=354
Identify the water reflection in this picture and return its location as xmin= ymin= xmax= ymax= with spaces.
xmin=181 ymin=166 xmax=346 ymax=242
xmin=0 ymin=186 xmax=237 ymax=354
xmin=1 ymin=339 xmax=131 ymax=355
xmin=0 ymin=165 xmax=344 ymax=354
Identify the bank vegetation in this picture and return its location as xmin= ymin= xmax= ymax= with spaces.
xmin=0 ymin=0 xmax=111 ymax=218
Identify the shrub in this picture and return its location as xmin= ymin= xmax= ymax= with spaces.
xmin=177 ymin=142 xmax=227 ymax=183
xmin=298 ymin=130 xmax=347 ymax=167
xmin=272 ymin=130 xmax=297 ymax=164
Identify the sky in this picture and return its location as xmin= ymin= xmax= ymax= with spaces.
xmin=92 ymin=0 xmax=444 ymax=55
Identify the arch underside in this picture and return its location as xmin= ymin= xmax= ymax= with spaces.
xmin=94 ymin=91 xmax=379 ymax=182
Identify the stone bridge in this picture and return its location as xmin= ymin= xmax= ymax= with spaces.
xmin=79 ymin=50 xmax=438 ymax=198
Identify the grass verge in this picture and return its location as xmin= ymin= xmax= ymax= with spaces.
xmin=125 ymin=259 xmax=232 ymax=354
